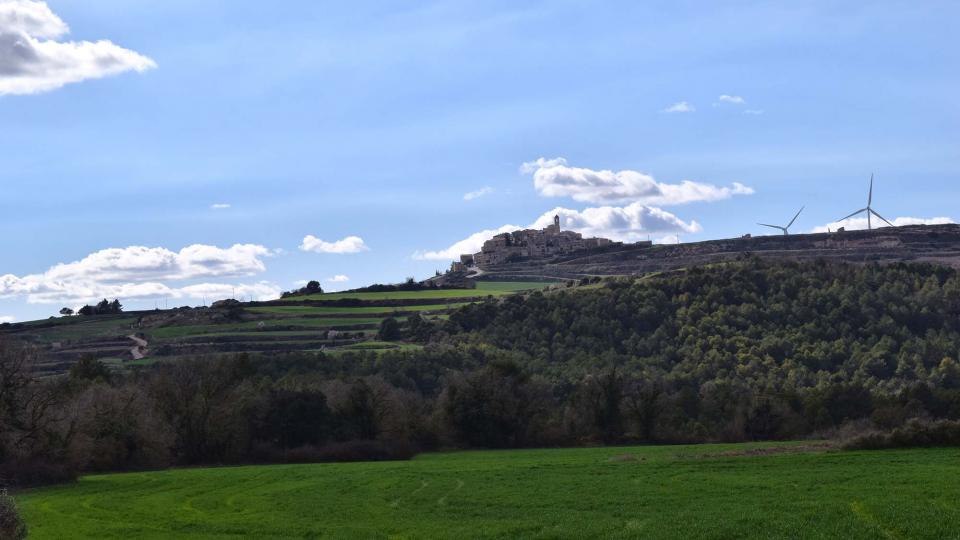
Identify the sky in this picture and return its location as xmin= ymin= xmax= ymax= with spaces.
xmin=1 ymin=0 xmax=958 ymax=322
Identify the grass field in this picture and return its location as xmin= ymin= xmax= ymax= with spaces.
xmin=18 ymin=443 xmax=960 ymax=539
xmin=283 ymin=281 xmax=556 ymax=302
xmin=247 ymin=303 xmax=468 ymax=315
xmin=146 ymin=318 xmax=388 ymax=339
xmin=22 ymin=316 xmax=139 ymax=343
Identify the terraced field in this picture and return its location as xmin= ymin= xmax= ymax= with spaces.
xmin=0 ymin=281 xmax=557 ymax=372
xmin=17 ymin=443 xmax=960 ymax=539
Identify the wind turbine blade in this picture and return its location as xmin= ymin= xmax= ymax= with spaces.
xmin=787 ymin=206 xmax=805 ymax=228
xmin=871 ymin=209 xmax=894 ymax=227
xmin=758 ymin=223 xmax=782 ymax=230
xmin=868 ymin=173 xmax=874 ymax=206
xmin=838 ymin=209 xmax=868 ymax=222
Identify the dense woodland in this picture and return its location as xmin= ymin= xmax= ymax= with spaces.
xmin=4 ymin=258 xmax=960 ymax=487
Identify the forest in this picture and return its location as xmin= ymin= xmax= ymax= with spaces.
xmin=4 ymin=258 xmax=960 ymax=488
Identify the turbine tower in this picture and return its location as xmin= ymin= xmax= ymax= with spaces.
xmin=758 ymin=206 xmax=804 ymax=236
xmin=837 ymin=174 xmax=893 ymax=230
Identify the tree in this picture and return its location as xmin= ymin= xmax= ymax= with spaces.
xmin=78 ymin=305 xmax=95 ymax=316
xmin=0 ymin=490 xmax=27 ymax=540
xmin=109 ymin=299 xmax=123 ymax=314
xmin=440 ymin=361 xmax=549 ymax=448
xmin=378 ymin=318 xmax=401 ymax=341
xmin=69 ymin=355 xmax=112 ymax=384
xmin=261 ymin=388 xmax=331 ymax=449
xmin=59 ymin=307 xmax=73 ymax=317
xmin=305 ymin=281 xmax=323 ymax=294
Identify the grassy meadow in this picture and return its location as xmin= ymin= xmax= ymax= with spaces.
xmin=284 ymin=281 xmax=556 ymax=302
xmin=18 ymin=443 xmax=960 ymax=539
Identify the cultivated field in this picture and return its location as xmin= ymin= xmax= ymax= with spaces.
xmin=284 ymin=281 xmax=555 ymax=302
xmin=0 ymin=281 xmax=557 ymax=373
xmin=17 ymin=443 xmax=960 ymax=539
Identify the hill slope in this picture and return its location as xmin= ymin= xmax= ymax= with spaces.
xmin=479 ymin=224 xmax=960 ymax=280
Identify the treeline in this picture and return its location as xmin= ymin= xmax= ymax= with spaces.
xmin=77 ymin=298 xmax=123 ymax=316
xmin=6 ymin=258 xmax=960 ymax=487
xmin=280 ymin=280 xmax=323 ymax=298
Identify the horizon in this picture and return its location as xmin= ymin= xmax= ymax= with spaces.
xmin=2 ymin=0 xmax=959 ymax=322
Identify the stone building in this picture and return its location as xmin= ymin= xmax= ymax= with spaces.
xmin=467 ymin=215 xmax=613 ymax=268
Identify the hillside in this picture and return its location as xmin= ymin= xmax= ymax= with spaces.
xmin=0 ymin=281 xmax=554 ymax=376
xmin=478 ymin=224 xmax=960 ymax=281
xmin=5 ymin=258 xmax=960 ymax=488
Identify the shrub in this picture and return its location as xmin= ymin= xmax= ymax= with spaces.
xmin=0 ymin=459 xmax=77 ymax=488
xmin=0 ymin=490 xmax=27 ymax=540
xmin=842 ymin=419 xmax=960 ymax=450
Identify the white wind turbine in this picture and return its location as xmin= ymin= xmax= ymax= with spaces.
xmin=837 ymin=174 xmax=893 ymax=230
xmin=758 ymin=206 xmax=805 ymax=236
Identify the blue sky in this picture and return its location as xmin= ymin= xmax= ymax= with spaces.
xmin=1 ymin=0 xmax=958 ymax=322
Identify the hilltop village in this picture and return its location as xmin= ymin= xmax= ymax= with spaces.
xmin=438 ymin=221 xmax=960 ymax=281
xmin=454 ymin=215 xmax=629 ymax=271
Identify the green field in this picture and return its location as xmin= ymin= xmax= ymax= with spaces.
xmin=283 ymin=281 xmax=556 ymax=302
xmin=20 ymin=316 xmax=139 ymax=343
xmin=18 ymin=443 xmax=960 ymax=539
xmin=248 ymin=303 xmax=468 ymax=315
xmin=146 ymin=318 xmax=387 ymax=339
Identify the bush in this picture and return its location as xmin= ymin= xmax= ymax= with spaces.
xmin=0 ymin=490 xmax=27 ymax=540
xmin=378 ymin=318 xmax=401 ymax=341
xmin=0 ymin=459 xmax=77 ymax=488
xmin=842 ymin=419 xmax=960 ymax=450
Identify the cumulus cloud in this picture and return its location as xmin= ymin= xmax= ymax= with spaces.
xmin=327 ymin=274 xmax=350 ymax=283
xmin=718 ymin=94 xmax=746 ymax=105
xmin=415 ymin=205 xmax=700 ymax=261
xmin=179 ymin=282 xmax=280 ymax=302
xmin=463 ymin=186 xmax=493 ymax=201
xmin=210 ymin=203 xmax=231 ymax=210
xmin=532 ymin=205 xmax=700 ymax=241
xmin=299 ymin=235 xmax=369 ymax=254
xmin=0 ymin=315 xmax=14 ymax=323
xmin=521 ymin=157 xmax=754 ymax=205
xmin=663 ymin=101 xmax=694 ymax=113
xmin=0 ymin=243 xmax=278 ymax=304
xmin=0 ymin=0 xmax=156 ymax=95
xmin=413 ymin=224 xmax=522 ymax=261
xmin=811 ymin=216 xmax=955 ymax=234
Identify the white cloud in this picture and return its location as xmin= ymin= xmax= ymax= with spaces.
xmin=327 ymin=274 xmax=350 ymax=283
xmin=178 ymin=282 xmax=280 ymax=302
xmin=811 ymin=216 xmax=954 ymax=234
xmin=0 ymin=315 xmax=14 ymax=323
xmin=521 ymin=157 xmax=754 ymax=205
xmin=210 ymin=203 xmax=231 ymax=210
xmin=718 ymin=94 xmax=746 ymax=105
xmin=0 ymin=243 xmax=277 ymax=304
xmin=743 ymin=109 xmax=764 ymax=115
xmin=0 ymin=0 xmax=156 ymax=95
xmin=415 ymin=205 xmax=700 ymax=261
xmin=464 ymin=186 xmax=493 ymax=201
xmin=299 ymin=235 xmax=369 ymax=254
xmin=532 ymin=205 xmax=701 ymax=242
xmin=663 ymin=101 xmax=695 ymax=113
xmin=413 ymin=224 xmax=522 ymax=261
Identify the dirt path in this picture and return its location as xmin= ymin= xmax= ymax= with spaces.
xmin=127 ymin=334 xmax=148 ymax=360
